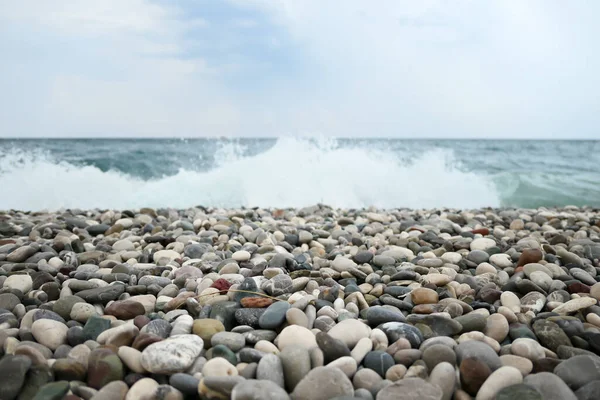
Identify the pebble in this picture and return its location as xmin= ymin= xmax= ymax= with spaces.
xmin=290 ymin=366 xmax=354 ymax=400
xmin=377 ymin=377 xmax=443 ymax=400
xmin=141 ymin=334 xmax=204 ymax=374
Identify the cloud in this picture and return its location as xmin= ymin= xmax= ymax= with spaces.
xmin=0 ymin=0 xmax=598 ymax=138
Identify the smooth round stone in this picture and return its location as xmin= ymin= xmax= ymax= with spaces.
xmin=376 ymin=377 xmax=443 ymax=400
xmin=82 ymin=315 xmax=111 ymax=341
xmin=590 ymin=283 xmax=600 ymax=301
xmin=211 ymin=344 xmax=238 ymax=366
xmin=328 ymin=319 xmax=372 ymax=348
xmin=365 ymin=307 xmax=406 ymax=326
xmin=574 ymin=381 xmax=600 ymax=400
xmin=422 ymin=344 xmax=456 ymax=370
xmin=554 ymin=355 xmax=600 ymax=390
xmin=87 ymin=348 xmax=124 ymax=389
xmin=52 ymin=359 xmax=87 ymax=381
xmin=256 ymin=353 xmax=285 ymax=388
xmin=259 ymin=302 xmax=291 ymax=329
xmin=4 ymin=274 xmax=33 ymax=293
xmin=192 ymin=319 xmax=225 ymax=347
xmin=500 ymin=292 xmax=521 ymax=313
xmin=0 ymin=355 xmax=32 ymax=400
xmin=277 ymin=325 xmax=317 ymax=351
xmin=500 ymin=354 xmax=533 ymax=376
xmin=385 ymin=364 xmax=407 ymax=382
xmin=206 ymin=331 xmax=243 ymax=352
xmin=410 ymin=288 xmax=439 ymax=305
xmin=524 ymin=372 xmax=578 ymax=400
xmin=531 ymin=319 xmax=572 ymax=352
xmin=280 ymin=345 xmax=311 ymax=392
xmin=350 ymin=337 xmax=373 ymax=364
xmin=327 ymin=356 xmax=357 ymax=378
xmin=118 ymin=346 xmax=146 ymax=374
xmin=511 ymin=338 xmax=546 ymax=361
xmin=290 ymin=366 xmax=354 ymax=400
xmin=0 ymin=293 xmax=20 ymax=312
xmin=316 ymin=332 xmax=351 ymax=363
xmin=352 ymin=368 xmax=383 ymax=390
xmin=520 ymin=292 xmax=546 ymax=313
xmin=489 ymin=254 xmax=513 ymax=269
xmin=202 ymin=357 xmax=238 ymax=377
xmin=255 ymin=340 xmax=279 ymax=354
xmin=141 ymin=334 xmax=204 ymax=374
xmin=105 ymin=300 xmax=146 ymax=320
xmin=496 ymin=384 xmax=543 ymax=400
xmin=429 ymin=362 xmax=456 ymax=400
xmin=285 ymin=308 xmax=309 ymax=328
xmin=363 ymin=351 xmax=394 ymax=378
xmin=377 ymin=322 xmax=424 ymax=348
xmin=530 ymin=271 xmax=552 ymax=291
xmin=31 ymin=319 xmax=68 ymax=351
xmin=483 ymin=314 xmax=509 ymax=342
xmin=470 ymin=238 xmax=496 ymax=251
xmin=32 ymin=381 xmax=71 ymax=400
xmin=233 ymin=251 xmax=251 ymax=262
xmin=476 ymin=366 xmax=523 ymax=400
xmin=460 ymin=357 xmax=492 ymax=395
xmin=231 ymin=379 xmax=290 ymax=400
xmin=70 ymin=303 xmax=98 ymax=323
xmin=552 ymin=297 xmax=597 ymax=315
xmin=456 ymin=340 xmax=502 ymax=371
xmin=127 ymin=377 xmax=159 ymax=400
xmin=468 ymin=250 xmax=490 ymax=265
xmin=455 ymin=313 xmax=487 ymax=333
xmin=170 ymin=373 xmax=200 ymax=396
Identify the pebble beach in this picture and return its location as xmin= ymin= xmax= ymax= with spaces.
xmin=1 ymin=205 xmax=600 ymax=400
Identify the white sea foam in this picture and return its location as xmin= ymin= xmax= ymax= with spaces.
xmin=0 ymin=137 xmax=501 ymax=211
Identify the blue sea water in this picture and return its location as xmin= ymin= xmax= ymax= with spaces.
xmin=0 ymin=137 xmax=598 ymax=211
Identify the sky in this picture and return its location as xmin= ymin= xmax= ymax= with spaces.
xmin=0 ymin=0 xmax=599 ymax=139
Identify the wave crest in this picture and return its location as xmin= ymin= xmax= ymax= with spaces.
xmin=0 ymin=137 xmax=501 ymax=211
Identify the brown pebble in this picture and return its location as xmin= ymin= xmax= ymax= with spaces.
xmin=517 ymin=249 xmax=543 ymax=267
xmin=460 ymin=357 xmax=492 ymax=396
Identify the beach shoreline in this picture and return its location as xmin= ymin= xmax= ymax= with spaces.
xmin=1 ymin=204 xmax=599 ymax=399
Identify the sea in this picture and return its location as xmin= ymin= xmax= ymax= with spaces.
xmin=0 ymin=137 xmax=598 ymax=212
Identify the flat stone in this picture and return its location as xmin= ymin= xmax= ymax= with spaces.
xmin=456 ymin=340 xmax=502 ymax=371
xmin=257 ymin=353 xmax=285 ymax=388
xmin=376 ymin=377 xmax=443 ymax=400
xmin=316 ymin=332 xmax=351 ymax=363
xmin=524 ymin=372 xmax=577 ymax=400
xmin=141 ymin=334 xmax=204 ymax=374
xmin=280 ymin=345 xmax=311 ymax=392
xmin=231 ymin=379 xmax=291 ymax=400
xmin=87 ymin=348 xmax=124 ymax=389
xmin=259 ymin=301 xmax=291 ymax=329
xmin=76 ymin=284 xmax=126 ymax=304
xmin=290 ymin=366 xmax=354 ymax=400
xmin=476 ymin=366 xmax=523 ymax=400
xmin=554 ymin=355 xmax=600 ymax=390
xmin=378 ymin=322 xmax=424 ymax=348
xmin=495 ymin=384 xmax=542 ymax=400
xmin=278 ymin=325 xmax=318 ymax=351
xmin=0 ymin=355 xmax=31 ymax=400
xmin=31 ymin=319 xmax=68 ymax=351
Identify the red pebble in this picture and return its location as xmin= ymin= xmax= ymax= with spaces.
xmin=471 ymin=228 xmax=490 ymax=235
xmin=211 ymin=278 xmax=232 ymax=292
xmin=567 ymin=282 xmax=590 ymax=294
xmin=241 ymin=297 xmax=274 ymax=308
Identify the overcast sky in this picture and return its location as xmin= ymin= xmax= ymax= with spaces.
xmin=1 ymin=0 xmax=598 ymax=138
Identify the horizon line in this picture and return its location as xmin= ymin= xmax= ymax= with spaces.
xmin=0 ymin=136 xmax=598 ymax=141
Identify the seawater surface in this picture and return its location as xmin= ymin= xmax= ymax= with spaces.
xmin=0 ymin=137 xmax=598 ymax=211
